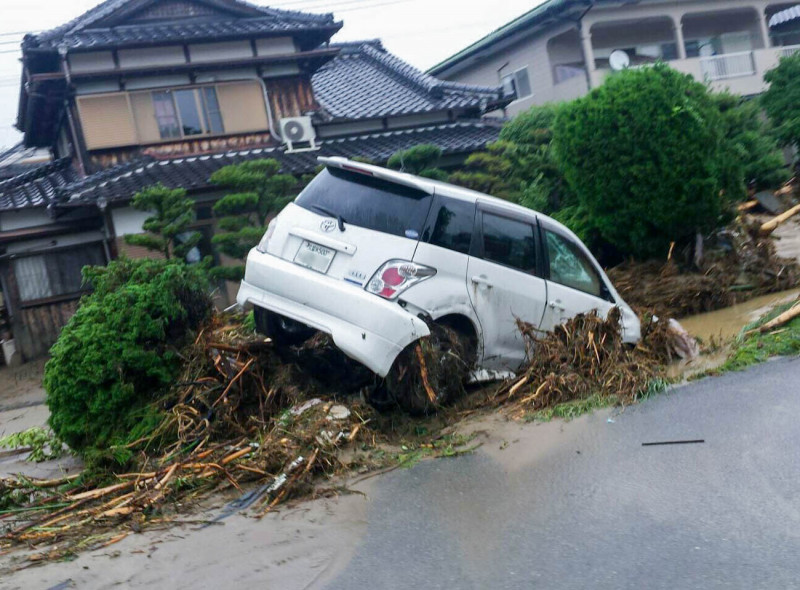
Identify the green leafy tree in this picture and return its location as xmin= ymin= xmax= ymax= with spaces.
xmin=387 ymin=144 xmax=449 ymax=180
xmin=44 ymin=258 xmax=211 ymax=457
xmin=552 ymin=63 xmax=735 ymax=260
xmin=124 ymin=184 xmax=201 ymax=259
xmin=762 ymin=53 xmax=800 ymax=153
xmin=714 ymin=93 xmax=788 ymax=191
xmin=210 ymin=159 xmax=297 ymax=281
xmin=448 ymin=104 xmax=572 ymax=213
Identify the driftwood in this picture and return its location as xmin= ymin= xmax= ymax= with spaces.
xmin=755 ymin=302 xmax=800 ymax=334
xmin=737 ymin=200 xmax=759 ymax=212
xmin=760 ymin=204 xmax=800 ymax=236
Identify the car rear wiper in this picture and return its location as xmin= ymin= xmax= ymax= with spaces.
xmin=308 ymin=205 xmax=346 ymax=232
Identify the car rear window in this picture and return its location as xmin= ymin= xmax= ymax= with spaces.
xmin=295 ymin=167 xmax=433 ymax=239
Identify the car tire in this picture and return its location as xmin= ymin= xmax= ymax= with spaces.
xmin=380 ymin=322 xmax=476 ymax=415
xmin=253 ymin=306 xmax=315 ymax=346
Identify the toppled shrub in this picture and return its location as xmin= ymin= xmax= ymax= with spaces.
xmin=44 ymin=258 xmax=212 ymax=455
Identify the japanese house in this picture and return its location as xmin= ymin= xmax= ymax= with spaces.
xmin=0 ymin=0 xmax=508 ymax=360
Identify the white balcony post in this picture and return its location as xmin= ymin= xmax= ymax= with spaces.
xmin=581 ymin=30 xmax=596 ymax=73
xmin=758 ymin=9 xmax=772 ymax=48
xmin=673 ymin=18 xmax=687 ymax=59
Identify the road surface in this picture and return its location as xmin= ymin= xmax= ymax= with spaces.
xmin=324 ymin=356 xmax=800 ymax=590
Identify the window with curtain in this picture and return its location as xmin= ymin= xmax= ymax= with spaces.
xmin=153 ymin=87 xmax=225 ymax=140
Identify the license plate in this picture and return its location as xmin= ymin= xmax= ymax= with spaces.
xmin=294 ymin=240 xmax=335 ymax=273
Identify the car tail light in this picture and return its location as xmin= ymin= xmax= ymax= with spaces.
xmin=256 ymin=218 xmax=277 ymax=253
xmin=366 ymin=260 xmax=436 ymax=300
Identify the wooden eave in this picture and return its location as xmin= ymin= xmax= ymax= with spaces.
xmin=28 ymin=47 xmax=340 ymax=83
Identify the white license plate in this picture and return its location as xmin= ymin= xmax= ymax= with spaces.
xmin=294 ymin=240 xmax=335 ymax=273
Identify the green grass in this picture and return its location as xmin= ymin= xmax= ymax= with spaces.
xmin=524 ymin=377 xmax=672 ymax=423
xmin=717 ymin=301 xmax=800 ymax=373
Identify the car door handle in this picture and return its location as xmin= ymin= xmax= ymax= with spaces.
xmin=471 ymin=275 xmax=493 ymax=288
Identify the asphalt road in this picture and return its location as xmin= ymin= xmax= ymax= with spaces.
xmin=324 ymin=357 xmax=800 ymax=590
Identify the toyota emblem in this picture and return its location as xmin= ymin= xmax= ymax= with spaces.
xmin=320 ymin=219 xmax=337 ymax=233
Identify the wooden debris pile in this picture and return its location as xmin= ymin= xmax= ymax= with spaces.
xmin=491 ymin=309 xmax=673 ymax=412
xmin=0 ymin=313 xmax=377 ymax=560
xmin=608 ymin=218 xmax=799 ymax=318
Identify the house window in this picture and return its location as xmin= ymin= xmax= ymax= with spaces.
xmin=153 ymin=86 xmax=225 ymax=139
xmin=12 ymin=243 xmax=107 ymax=303
xmin=502 ymin=67 xmax=532 ymax=100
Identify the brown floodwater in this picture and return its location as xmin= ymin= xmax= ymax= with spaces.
xmin=677 ymin=288 xmax=800 ymax=344
xmin=666 ymin=288 xmax=800 ymax=379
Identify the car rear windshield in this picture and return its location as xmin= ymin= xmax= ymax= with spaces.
xmin=295 ymin=167 xmax=432 ymax=239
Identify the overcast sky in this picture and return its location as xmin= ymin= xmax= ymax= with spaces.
xmin=0 ymin=0 xmax=541 ymax=151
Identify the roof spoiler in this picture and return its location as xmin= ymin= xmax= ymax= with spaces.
xmin=317 ymin=156 xmax=434 ymax=194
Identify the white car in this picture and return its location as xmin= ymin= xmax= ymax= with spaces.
xmin=237 ymin=157 xmax=640 ymax=381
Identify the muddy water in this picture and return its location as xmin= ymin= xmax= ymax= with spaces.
xmin=677 ymin=288 xmax=800 ymax=344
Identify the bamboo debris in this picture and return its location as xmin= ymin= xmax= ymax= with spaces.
xmin=760 ymin=204 xmax=800 ymax=236
xmin=1 ymin=313 xmax=374 ymax=559
xmin=754 ymin=301 xmax=800 ymax=334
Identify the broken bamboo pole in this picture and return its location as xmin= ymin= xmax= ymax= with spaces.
xmin=755 ymin=302 xmax=800 ymax=334
xmin=760 ymin=204 xmax=800 ymax=236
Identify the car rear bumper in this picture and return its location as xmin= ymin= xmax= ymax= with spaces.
xmin=236 ymin=249 xmax=430 ymax=377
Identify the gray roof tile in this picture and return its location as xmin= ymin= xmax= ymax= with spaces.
xmin=312 ymin=41 xmax=505 ymax=120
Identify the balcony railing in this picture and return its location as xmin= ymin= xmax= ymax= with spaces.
xmin=779 ymin=44 xmax=800 ymax=58
xmin=699 ymin=51 xmax=756 ymax=80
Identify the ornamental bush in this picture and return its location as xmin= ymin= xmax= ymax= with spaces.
xmin=44 ymin=258 xmax=211 ymax=454
xmin=553 ymin=63 xmax=737 ymax=260
xmin=762 ymin=53 xmax=800 ymax=153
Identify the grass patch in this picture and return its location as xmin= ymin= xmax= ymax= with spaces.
xmin=524 ymin=377 xmax=673 ymax=423
xmin=717 ymin=301 xmax=800 ymax=373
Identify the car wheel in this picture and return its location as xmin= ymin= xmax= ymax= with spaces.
xmin=380 ymin=322 xmax=476 ymax=415
xmin=253 ymin=306 xmax=315 ymax=346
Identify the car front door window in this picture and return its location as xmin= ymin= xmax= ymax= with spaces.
xmin=544 ymin=230 xmax=603 ymax=298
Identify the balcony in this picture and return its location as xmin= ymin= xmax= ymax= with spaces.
xmin=778 ymin=43 xmax=800 ymax=57
xmin=700 ymin=51 xmax=756 ymax=80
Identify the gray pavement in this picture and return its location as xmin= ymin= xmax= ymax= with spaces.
xmin=324 ymin=356 xmax=800 ymax=590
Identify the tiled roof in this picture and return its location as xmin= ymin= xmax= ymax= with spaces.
xmin=0 ymin=122 xmax=498 ymax=210
xmin=0 ymin=159 xmax=80 ymax=211
xmin=312 ymin=41 xmax=505 ymax=121
xmin=770 ymin=5 xmax=800 ymax=27
xmin=26 ymin=0 xmax=338 ymax=51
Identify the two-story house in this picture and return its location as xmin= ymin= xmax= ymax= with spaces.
xmin=429 ymin=0 xmax=800 ymax=116
xmin=0 ymin=0 xmax=508 ymax=361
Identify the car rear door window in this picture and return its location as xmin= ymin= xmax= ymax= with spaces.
xmin=428 ymin=198 xmax=475 ymax=254
xmin=295 ymin=167 xmax=432 ymax=238
xmin=480 ymin=212 xmax=537 ymax=274
xmin=544 ymin=230 xmax=603 ymax=297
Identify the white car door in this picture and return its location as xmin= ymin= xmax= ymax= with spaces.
xmin=466 ymin=206 xmax=548 ymax=370
xmin=538 ymin=225 xmax=616 ymax=332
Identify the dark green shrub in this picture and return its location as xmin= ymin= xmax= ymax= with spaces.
xmin=44 ymin=258 xmax=211 ymax=455
xmin=762 ymin=53 xmax=800 ymax=152
xmin=553 ymin=64 xmax=735 ymax=260
xmin=387 ymin=144 xmax=444 ymax=177
xmin=713 ymin=93 xmax=788 ymax=191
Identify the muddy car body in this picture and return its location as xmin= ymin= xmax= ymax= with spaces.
xmin=237 ymin=157 xmax=640 ymax=378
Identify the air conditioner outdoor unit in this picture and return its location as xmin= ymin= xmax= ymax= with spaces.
xmin=280 ymin=116 xmax=318 ymax=152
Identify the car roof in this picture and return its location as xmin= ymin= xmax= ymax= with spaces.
xmin=318 ymin=156 xmax=579 ymax=240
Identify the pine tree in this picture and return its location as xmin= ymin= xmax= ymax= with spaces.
xmin=124 ymin=184 xmax=200 ymax=260
xmin=209 ymin=159 xmax=297 ymax=281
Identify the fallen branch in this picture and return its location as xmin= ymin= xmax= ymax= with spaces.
xmin=760 ymin=203 xmax=800 ymax=236
xmin=752 ymin=301 xmax=800 ymax=334
xmin=415 ymin=344 xmax=437 ymax=404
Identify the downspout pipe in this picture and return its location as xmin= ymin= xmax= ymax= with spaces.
xmin=57 ymin=44 xmax=88 ymax=177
